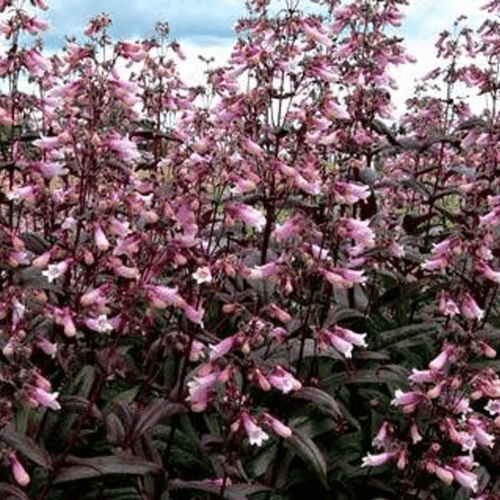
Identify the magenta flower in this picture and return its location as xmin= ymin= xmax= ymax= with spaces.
xmin=209 ymin=335 xmax=240 ymax=361
xmin=227 ymin=203 xmax=266 ymax=232
xmin=8 ymin=452 xmax=30 ymax=487
xmin=262 ymin=412 xmax=292 ymax=438
xmin=391 ymin=389 xmax=426 ymax=413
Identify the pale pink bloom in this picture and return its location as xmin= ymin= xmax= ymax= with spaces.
xmin=410 ymin=421 xmax=423 ymax=444
xmin=452 ymin=468 xmax=478 ymax=492
xmin=273 ymin=214 xmax=303 ymax=241
xmin=187 ymin=372 xmax=219 ymax=412
xmin=460 ymin=292 xmax=484 ymax=320
xmin=310 ymin=244 xmax=330 ymax=261
xmin=320 ymin=329 xmax=353 ymax=358
xmin=253 ymin=369 xmax=272 ymax=391
xmin=189 ymin=341 xmax=205 ymax=362
xmin=93 ymin=223 xmax=110 ymax=252
xmin=435 ymin=466 xmax=454 ymax=485
xmin=24 ymin=49 xmax=49 ymax=77
xmin=467 ymin=417 xmax=494 ymax=448
xmin=267 ymin=366 xmax=301 ymax=393
xmin=267 ymin=303 xmax=292 ymax=323
xmin=61 ymin=310 xmax=76 ymax=337
xmin=84 ymin=314 xmax=114 ymax=333
xmin=22 ymin=15 xmax=49 ymax=35
xmin=485 ymin=399 xmax=500 ymax=415
xmin=262 ymin=412 xmax=292 ymax=438
xmin=106 ymin=134 xmax=141 ymax=163
xmin=409 ymin=368 xmax=439 ymax=384
xmin=243 ymin=138 xmax=264 ymax=158
xmin=183 ymin=303 xmax=205 ymax=325
xmin=209 ymin=335 xmax=239 ymax=361
xmin=33 ymin=161 xmax=68 ymax=177
xmin=9 ymin=452 xmax=30 ymax=487
xmin=42 ymin=260 xmax=69 ymax=283
xmin=332 ymin=325 xmax=367 ymax=347
xmin=332 ymin=182 xmax=370 ymax=204
xmin=438 ymin=291 xmax=460 ymax=317
xmin=391 ymin=390 xmax=426 ymax=413
xmin=319 ymin=267 xmax=366 ymax=288
xmin=29 ymin=386 xmax=61 ymax=410
xmin=36 ymin=336 xmax=57 ymax=358
xmin=7 ymin=185 xmax=38 ymax=202
xmin=227 ymin=203 xmax=266 ymax=232
xmin=372 ymin=421 xmax=391 ymax=450
xmin=113 ymin=264 xmax=140 ymax=280
xmin=476 ymin=261 xmax=500 ymax=284
xmin=361 ymin=451 xmax=397 ymax=467
xmin=337 ymin=218 xmax=375 ymax=248
xmin=269 ymin=327 xmax=289 ymax=342
xmin=193 ymin=266 xmax=212 ymax=284
xmin=241 ymin=412 xmax=269 ymax=446
xmin=429 ymin=344 xmax=455 ymax=371
xmin=479 ymin=206 xmax=500 ymax=226
xmin=144 ymin=284 xmax=186 ymax=309
xmin=244 ymin=261 xmax=278 ymax=280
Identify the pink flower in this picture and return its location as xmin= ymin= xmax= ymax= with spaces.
xmin=193 ymin=266 xmax=212 ymax=284
xmin=187 ymin=372 xmax=219 ymax=412
xmin=144 ymin=284 xmax=187 ymax=309
xmin=42 ymin=260 xmax=69 ymax=283
xmin=460 ymin=292 xmax=484 ymax=320
xmin=84 ymin=314 xmax=114 ymax=333
xmin=183 ymin=303 xmax=205 ymax=325
xmin=267 ymin=366 xmax=302 ymax=393
xmin=262 ymin=412 xmax=292 ymax=438
xmin=28 ymin=386 xmax=61 ymax=410
xmin=227 ymin=203 xmax=266 ymax=232
xmin=273 ymin=214 xmax=303 ymax=241
xmin=372 ymin=421 xmax=392 ymax=450
xmin=209 ymin=335 xmax=240 ymax=361
xmin=337 ymin=218 xmax=375 ymax=248
xmin=332 ymin=182 xmax=370 ymax=204
xmin=429 ymin=344 xmax=455 ymax=370
xmin=361 ymin=451 xmax=397 ymax=467
xmin=391 ymin=389 xmax=426 ymax=413
xmin=241 ymin=412 xmax=269 ymax=446
xmin=9 ymin=452 xmax=30 ymax=487
xmin=319 ymin=267 xmax=366 ymax=288
xmin=93 ymin=223 xmax=110 ymax=252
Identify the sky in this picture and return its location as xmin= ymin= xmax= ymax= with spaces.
xmin=7 ymin=0 xmax=499 ymax=120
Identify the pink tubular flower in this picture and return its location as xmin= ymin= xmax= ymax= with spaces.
xmin=9 ymin=452 xmax=30 ymax=487
xmin=144 ymin=284 xmax=187 ymax=309
xmin=361 ymin=451 xmax=397 ymax=467
xmin=318 ymin=328 xmax=353 ymax=358
xmin=93 ymin=222 xmax=110 ymax=252
xmin=460 ymin=292 xmax=484 ymax=320
xmin=267 ymin=366 xmax=302 ymax=393
xmin=429 ymin=344 xmax=455 ymax=371
xmin=183 ymin=303 xmax=205 ymax=325
xmin=209 ymin=335 xmax=240 ymax=361
xmin=28 ymin=386 xmax=61 ymax=410
xmin=391 ymin=389 xmax=426 ymax=413
xmin=332 ymin=182 xmax=370 ymax=204
xmin=187 ymin=371 xmax=219 ymax=412
xmin=337 ymin=218 xmax=375 ymax=248
xmin=319 ymin=267 xmax=366 ymax=288
xmin=244 ymin=261 xmax=279 ymax=280
xmin=226 ymin=203 xmax=266 ymax=232
xmin=241 ymin=411 xmax=269 ymax=446
xmin=262 ymin=412 xmax=292 ymax=438
xmin=273 ymin=214 xmax=303 ymax=241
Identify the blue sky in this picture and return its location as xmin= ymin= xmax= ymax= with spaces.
xmin=9 ymin=0 xmax=498 ymax=118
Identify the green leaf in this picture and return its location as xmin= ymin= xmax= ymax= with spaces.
xmin=1 ymin=425 xmax=53 ymax=469
xmin=168 ymin=479 xmax=272 ymax=500
xmin=0 ymin=482 xmax=30 ymax=500
xmin=132 ymin=400 xmax=186 ymax=440
xmin=53 ymin=455 xmax=163 ymax=484
xmin=293 ymin=387 xmax=343 ymax=421
xmin=285 ymin=428 xmax=328 ymax=488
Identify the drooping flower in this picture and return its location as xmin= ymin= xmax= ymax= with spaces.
xmin=241 ymin=411 xmax=269 ymax=446
xmin=8 ymin=452 xmax=30 ymax=487
xmin=267 ymin=366 xmax=302 ymax=393
xmin=361 ymin=451 xmax=397 ymax=467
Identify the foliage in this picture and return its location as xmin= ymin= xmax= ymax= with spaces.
xmin=1 ymin=0 xmax=500 ymax=499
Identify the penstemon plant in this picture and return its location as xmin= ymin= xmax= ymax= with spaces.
xmin=2 ymin=0 xmax=500 ymax=499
